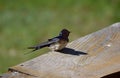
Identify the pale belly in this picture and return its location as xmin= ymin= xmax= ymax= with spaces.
xmin=49 ymin=42 xmax=67 ymax=51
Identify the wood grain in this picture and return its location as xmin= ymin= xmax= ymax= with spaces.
xmin=2 ymin=22 xmax=120 ymax=78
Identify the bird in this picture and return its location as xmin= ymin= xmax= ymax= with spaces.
xmin=26 ymin=29 xmax=70 ymax=54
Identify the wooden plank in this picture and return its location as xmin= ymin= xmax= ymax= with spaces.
xmin=2 ymin=22 xmax=120 ymax=78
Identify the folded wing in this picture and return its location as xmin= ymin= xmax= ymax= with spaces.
xmin=27 ymin=38 xmax=59 ymax=52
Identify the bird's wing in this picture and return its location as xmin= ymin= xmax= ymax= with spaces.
xmin=27 ymin=38 xmax=59 ymax=52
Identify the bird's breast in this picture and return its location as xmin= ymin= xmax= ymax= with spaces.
xmin=49 ymin=40 xmax=68 ymax=51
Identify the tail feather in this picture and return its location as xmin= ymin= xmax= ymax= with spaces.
xmin=27 ymin=47 xmax=35 ymax=49
xmin=27 ymin=39 xmax=59 ymax=54
xmin=25 ymin=47 xmax=39 ymax=55
xmin=27 ymin=42 xmax=50 ymax=53
xmin=28 ymin=46 xmax=39 ymax=51
xmin=30 ymin=47 xmax=39 ymax=52
xmin=24 ymin=49 xmax=37 ymax=55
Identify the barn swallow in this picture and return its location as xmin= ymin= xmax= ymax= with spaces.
xmin=27 ymin=29 xmax=70 ymax=54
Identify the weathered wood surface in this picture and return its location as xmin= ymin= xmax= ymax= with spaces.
xmin=2 ymin=23 xmax=120 ymax=78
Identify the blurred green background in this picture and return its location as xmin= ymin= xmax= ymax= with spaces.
xmin=0 ymin=0 xmax=120 ymax=74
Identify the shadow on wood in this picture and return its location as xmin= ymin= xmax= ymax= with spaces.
xmin=101 ymin=71 xmax=120 ymax=78
xmin=57 ymin=47 xmax=87 ymax=55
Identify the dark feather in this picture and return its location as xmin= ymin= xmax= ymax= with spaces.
xmin=27 ymin=38 xmax=59 ymax=52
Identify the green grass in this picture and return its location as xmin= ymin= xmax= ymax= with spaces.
xmin=0 ymin=0 xmax=120 ymax=74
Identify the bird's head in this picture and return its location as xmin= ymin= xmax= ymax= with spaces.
xmin=59 ymin=29 xmax=70 ymax=37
